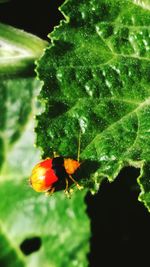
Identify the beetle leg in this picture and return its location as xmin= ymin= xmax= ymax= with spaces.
xmin=64 ymin=178 xmax=72 ymax=198
xmin=68 ymin=175 xmax=83 ymax=190
xmin=65 ymin=178 xmax=69 ymax=192
xmin=45 ymin=187 xmax=55 ymax=196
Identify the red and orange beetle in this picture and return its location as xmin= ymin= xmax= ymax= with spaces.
xmin=29 ymin=133 xmax=83 ymax=195
xmin=29 ymin=156 xmax=83 ymax=195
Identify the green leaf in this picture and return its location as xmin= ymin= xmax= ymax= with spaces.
xmin=0 ymin=229 xmax=24 ymax=267
xmin=133 ymin=0 xmax=150 ymax=10
xmin=0 ymin=23 xmax=47 ymax=76
xmin=36 ymin=0 xmax=150 ymax=207
xmin=0 ymin=77 xmax=41 ymax=172
xmin=0 ymin=78 xmax=90 ymax=267
xmin=0 ymin=185 xmax=89 ymax=267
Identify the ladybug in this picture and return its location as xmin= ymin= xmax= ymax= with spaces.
xmin=29 ymin=156 xmax=83 ymax=195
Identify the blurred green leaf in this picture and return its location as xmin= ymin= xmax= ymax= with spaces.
xmin=0 ymin=229 xmax=24 ymax=267
xmin=0 ymin=78 xmax=41 ymax=172
xmin=0 ymin=23 xmax=47 ymax=76
xmin=0 ymin=184 xmax=89 ymax=267
xmin=0 ymin=78 xmax=90 ymax=267
xmin=36 ymin=0 xmax=150 ymax=208
xmin=133 ymin=0 xmax=150 ymax=9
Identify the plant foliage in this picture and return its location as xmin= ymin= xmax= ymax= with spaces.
xmin=36 ymin=0 xmax=150 ymax=209
xmin=0 ymin=24 xmax=90 ymax=267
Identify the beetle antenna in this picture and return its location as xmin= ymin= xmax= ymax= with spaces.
xmin=77 ymin=130 xmax=81 ymax=162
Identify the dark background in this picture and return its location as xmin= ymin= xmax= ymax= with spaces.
xmin=0 ymin=0 xmax=150 ymax=266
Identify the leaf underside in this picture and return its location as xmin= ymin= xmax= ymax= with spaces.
xmin=36 ymin=0 xmax=150 ymax=208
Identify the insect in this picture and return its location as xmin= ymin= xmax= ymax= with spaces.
xmin=29 ymin=133 xmax=83 ymax=196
